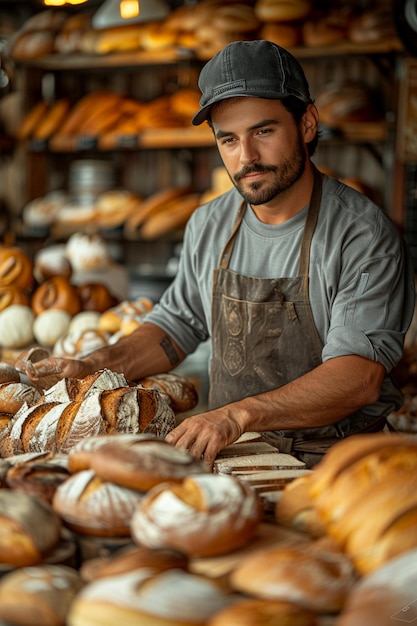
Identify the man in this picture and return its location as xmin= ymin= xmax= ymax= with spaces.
xmin=27 ymin=40 xmax=415 ymax=468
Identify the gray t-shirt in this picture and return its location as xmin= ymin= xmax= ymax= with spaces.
xmin=146 ymin=175 xmax=415 ymax=417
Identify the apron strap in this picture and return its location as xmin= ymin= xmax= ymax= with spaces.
xmin=219 ymin=200 xmax=246 ymax=270
xmin=297 ymin=165 xmax=323 ymax=276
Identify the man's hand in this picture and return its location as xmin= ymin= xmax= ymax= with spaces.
xmin=25 ymin=357 xmax=92 ymax=390
xmin=165 ymin=408 xmax=243 ymax=469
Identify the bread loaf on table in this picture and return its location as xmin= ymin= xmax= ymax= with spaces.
xmin=0 ymin=490 xmax=62 ymax=567
xmin=0 ymin=564 xmax=84 ymax=626
xmin=130 ymin=473 xmax=263 ymax=558
xmin=67 ymin=568 xmax=233 ymax=626
xmin=86 ymin=434 xmax=208 ymax=491
xmin=208 ymin=598 xmax=319 ymax=626
xmin=5 ymin=454 xmax=71 ymax=505
xmin=2 ymin=383 xmax=176 ymax=456
xmin=230 ymin=540 xmax=356 ymax=614
xmin=52 ymin=468 xmax=146 ymax=537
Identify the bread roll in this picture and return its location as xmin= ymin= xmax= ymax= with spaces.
xmin=0 ymin=564 xmax=84 ymax=626
xmin=302 ymin=13 xmax=348 ymax=47
xmin=33 ymin=309 xmax=72 ymax=347
xmin=0 ymin=304 xmax=35 ymax=349
xmin=31 ymin=276 xmax=82 ymax=317
xmin=131 ymin=473 xmax=263 ymax=557
xmin=52 ymin=327 xmax=110 ymax=359
xmin=99 ymin=297 xmax=153 ymax=334
xmin=315 ymin=80 xmax=380 ymax=126
xmin=80 ymin=544 xmax=188 ymax=582
xmin=65 ymin=232 xmax=111 ymax=272
xmin=33 ymin=244 xmax=72 ymax=282
xmin=208 ymin=598 xmax=318 ymax=626
xmin=139 ymin=373 xmax=198 ymax=414
xmin=17 ymin=101 xmax=50 ymax=141
xmin=68 ymin=568 xmax=233 ymax=626
xmin=9 ymin=29 xmax=56 ymax=61
xmin=52 ymin=468 xmax=145 ymax=536
xmin=5 ymin=456 xmax=71 ymax=505
xmin=230 ymin=542 xmax=356 ymax=613
xmin=260 ymin=22 xmax=302 ymax=48
xmin=0 ymin=246 xmax=34 ymax=291
xmin=88 ymin=436 xmax=208 ymax=492
xmin=77 ymin=282 xmax=119 ymax=313
xmin=0 ymin=490 xmax=62 ymax=567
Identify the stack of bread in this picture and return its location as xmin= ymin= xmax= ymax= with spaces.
xmin=275 ymin=432 xmax=417 ymax=576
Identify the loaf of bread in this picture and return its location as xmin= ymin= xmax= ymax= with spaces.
xmin=208 ymin=598 xmax=318 ymax=626
xmin=99 ymin=297 xmax=153 ymax=334
xmin=308 ymin=433 xmax=417 ymax=575
xmin=85 ymin=434 xmax=208 ymax=491
xmin=0 ymin=245 xmax=34 ymax=291
xmin=139 ymin=372 xmax=198 ymax=414
xmin=67 ymin=568 xmax=233 ymax=626
xmin=0 ymin=380 xmax=41 ymax=413
xmin=315 ymin=80 xmax=381 ymax=126
xmin=33 ymin=309 xmax=72 ymax=348
xmin=0 ymin=285 xmax=30 ymax=311
xmin=42 ymin=369 xmax=128 ymax=403
xmin=230 ymin=540 xmax=356 ymax=614
xmin=0 ymin=564 xmax=84 ymax=626
xmin=52 ymin=327 xmax=110 ymax=359
xmin=31 ymin=276 xmax=83 ymax=317
xmin=52 ymin=468 xmax=145 ymax=537
xmin=131 ymin=473 xmax=263 ymax=558
xmin=5 ymin=454 xmax=70 ymax=505
xmin=275 ymin=473 xmax=327 ymax=538
xmin=0 ymin=304 xmax=35 ymax=349
xmin=80 ymin=544 xmax=189 ymax=582
xmin=0 ymin=490 xmax=62 ymax=567
xmin=3 ymin=383 xmax=176 ymax=456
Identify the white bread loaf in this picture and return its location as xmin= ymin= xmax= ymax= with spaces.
xmin=52 ymin=468 xmax=146 ymax=537
xmin=42 ymin=368 xmax=128 ymax=403
xmin=0 ymin=564 xmax=84 ymax=626
xmin=68 ymin=568 xmax=233 ymax=626
xmin=0 ymin=490 xmax=62 ymax=567
xmin=130 ymin=473 xmax=263 ymax=558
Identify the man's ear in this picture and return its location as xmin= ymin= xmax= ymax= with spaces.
xmin=302 ymin=104 xmax=319 ymax=142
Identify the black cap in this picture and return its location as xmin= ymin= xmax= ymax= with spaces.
xmin=192 ymin=40 xmax=313 ymax=126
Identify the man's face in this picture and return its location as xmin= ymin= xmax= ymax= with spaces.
xmin=211 ymin=98 xmax=310 ymax=207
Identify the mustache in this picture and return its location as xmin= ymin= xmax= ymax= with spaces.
xmin=234 ymin=163 xmax=277 ymax=182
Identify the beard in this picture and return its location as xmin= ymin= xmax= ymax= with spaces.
xmin=232 ymin=131 xmax=307 ymax=206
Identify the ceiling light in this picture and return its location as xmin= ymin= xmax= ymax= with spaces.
xmin=92 ymin=0 xmax=170 ymax=28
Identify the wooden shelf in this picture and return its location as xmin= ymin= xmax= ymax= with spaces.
xmin=16 ymin=41 xmax=405 ymax=72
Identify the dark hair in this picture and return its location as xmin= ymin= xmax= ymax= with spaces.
xmin=281 ymin=96 xmax=320 ymax=156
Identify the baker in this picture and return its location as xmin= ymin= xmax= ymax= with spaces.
xmin=26 ymin=40 xmax=415 ymax=468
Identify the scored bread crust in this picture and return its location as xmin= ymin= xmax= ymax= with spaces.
xmin=130 ymin=474 xmax=263 ymax=558
xmin=89 ymin=437 xmax=208 ymax=491
xmin=52 ymin=469 xmax=145 ymax=537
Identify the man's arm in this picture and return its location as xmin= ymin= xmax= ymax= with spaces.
xmin=26 ymin=322 xmax=186 ymax=388
xmin=165 ymin=355 xmax=385 ymax=467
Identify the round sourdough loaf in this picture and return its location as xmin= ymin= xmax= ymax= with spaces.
xmin=0 ymin=490 xmax=62 ymax=567
xmin=52 ymin=469 xmax=145 ymax=537
xmin=0 ymin=564 xmax=84 ymax=626
xmin=130 ymin=473 xmax=263 ymax=557
xmin=230 ymin=541 xmax=356 ymax=614
xmin=67 ymin=568 xmax=233 ymax=626
xmin=0 ymin=381 xmax=41 ymax=413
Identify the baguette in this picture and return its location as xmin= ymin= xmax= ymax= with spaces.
xmin=124 ymin=187 xmax=192 ymax=237
xmin=17 ymin=101 xmax=50 ymax=141
xmin=140 ymin=192 xmax=201 ymax=240
xmin=33 ymin=99 xmax=70 ymax=140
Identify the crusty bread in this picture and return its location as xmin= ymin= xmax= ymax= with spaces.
xmin=0 ymin=564 xmax=84 ymax=626
xmin=52 ymin=468 xmax=145 ymax=537
xmin=0 ymin=490 xmax=62 ymax=567
xmin=230 ymin=541 xmax=356 ymax=614
xmin=88 ymin=436 xmax=208 ymax=492
xmin=68 ymin=568 xmax=232 ymax=626
xmin=208 ymin=598 xmax=318 ymax=626
xmin=0 ymin=381 xmax=41 ymax=413
xmin=131 ymin=473 xmax=263 ymax=558
xmin=139 ymin=372 xmax=198 ymax=414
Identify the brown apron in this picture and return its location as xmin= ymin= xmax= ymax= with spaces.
xmin=209 ymin=167 xmax=386 ymax=467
